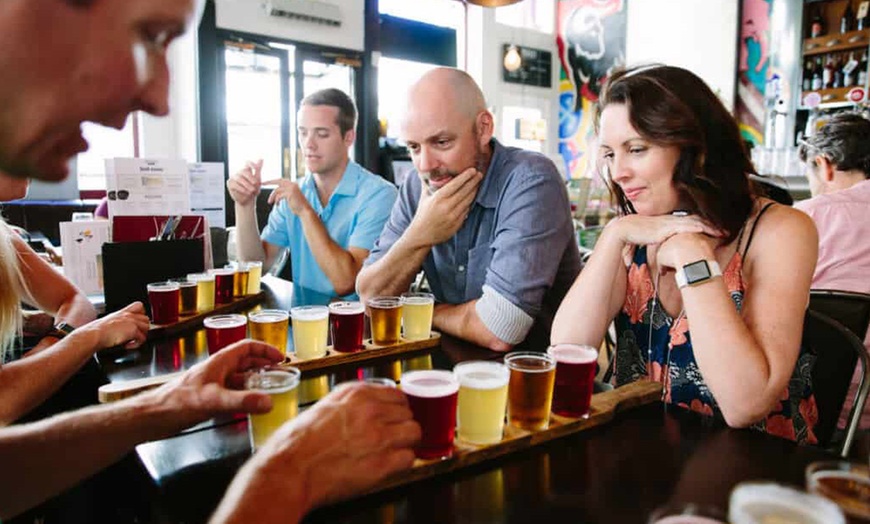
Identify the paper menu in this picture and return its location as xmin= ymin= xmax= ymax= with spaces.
xmin=189 ymin=162 xmax=226 ymax=228
xmin=59 ymin=221 xmax=111 ymax=295
xmin=105 ymin=158 xmax=190 ymax=218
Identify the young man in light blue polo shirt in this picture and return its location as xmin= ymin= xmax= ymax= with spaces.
xmin=229 ymin=89 xmax=397 ymax=298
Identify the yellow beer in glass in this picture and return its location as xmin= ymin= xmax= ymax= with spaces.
xmin=188 ymin=272 xmax=215 ymax=312
xmin=248 ymin=309 xmax=289 ymax=355
xmin=245 ymin=367 xmax=300 ymax=451
xmin=454 ymin=361 xmax=510 ymax=444
xmin=245 ymin=261 xmax=263 ymax=294
xmin=290 ymin=305 xmax=328 ymax=359
xmin=401 ymin=292 xmax=434 ymax=340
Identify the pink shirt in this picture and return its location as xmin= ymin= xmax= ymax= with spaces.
xmin=795 ymin=178 xmax=870 ymax=428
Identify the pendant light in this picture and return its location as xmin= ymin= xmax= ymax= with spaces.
xmin=464 ymin=0 xmax=524 ymax=7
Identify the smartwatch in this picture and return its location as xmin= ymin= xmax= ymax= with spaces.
xmin=675 ymin=260 xmax=722 ymax=289
xmin=46 ymin=322 xmax=76 ymax=340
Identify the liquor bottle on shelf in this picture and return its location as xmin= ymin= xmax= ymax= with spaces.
xmin=803 ymin=59 xmax=813 ymax=91
xmin=823 ymin=55 xmax=835 ymax=89
xmin=833 ymin=55 xmax=844 ymax=89
xmin=811 ymin=7 xmax=825 ymax=38
xmin=859 ymin=51 xmax=869 ymax=86
xmin=858 ymin=1 xmax=870 ymax=30
xmin=843 ymin=52 xmax=858 ymax=87
xmin=842 ymin=1 xmax=856 ymax=33
xmin=812 ymin=57 xmax=823 ymax=91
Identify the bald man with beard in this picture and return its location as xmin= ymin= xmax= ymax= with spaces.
xmin=357 ymin=68 xmax=582 ymax=352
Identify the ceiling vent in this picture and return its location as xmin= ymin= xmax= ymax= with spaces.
xmin=263 ymin=0 xmax=342 ymax=27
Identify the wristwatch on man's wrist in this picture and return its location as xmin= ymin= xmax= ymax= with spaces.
xmin=675 ymin=259 xmax=722 ymax=289
xmin=45 ymin=322 xmax=76 ymax=340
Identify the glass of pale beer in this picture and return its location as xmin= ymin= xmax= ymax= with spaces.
xmin=401 ymin=292 xmax=434 ymax=340
xmin=729 ymin=481 xmax=845 ymax=524
xmin=248 ymin=309 xmax=290 ymax=356
xmin=368 ymin=296 xmax=402 ymax=345
xmin=243 ymin=261 xmax=263 ymax=294
xmin=504 ymin=352 xmax=556 ymax=431
xmin=245 ymin=367 xmax=301 ymax=451
xmin=187 ymin=272 xmax=215 ymax=312
xmin=328 ymin=301 xmax=365 ymax=352
xmin=454 ymin=361 xmax=510 ymax=445
xmin=547 ymin=344 xmax=598 ymax=418
xmin=203 ymin=314 xmax=247 ymax=355
xmin=147 ymin=281 xmax=180 ymax=325
xmin=401 ymin=369 xmax=459 ymax=460
xmin=290 ymin=305 xmax=329 ymax=359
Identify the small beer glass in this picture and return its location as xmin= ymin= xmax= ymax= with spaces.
xmin=290 ymin=305 xmax=329 ymax=359
xmin=245 ymin=367 xmax=301 ymax=451
xmin=401 ymin=369 xmax=459 ymax=460
xmin=401 ymin=292 xmax=434 ymax=341
xmin=147 ymin=281 xmax=180 ymax=325
xmin=203 ymin=314 xmax=247 ymax=355
xmin=454 ymin=361 xmax=510 ymax=445
xmin=328 ymin=301 xmax=365 ymax=352
xmin=368 ymin=296 xmax=402 ymax=345
xmin=547 ymin=344 xmax=598 ymax=418
xmin=504 ymin=352 xmax=556 ymax=431
xmin=248 ymin=309 xmax=289 ymax=356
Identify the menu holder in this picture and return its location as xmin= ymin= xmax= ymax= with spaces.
xmin=147 ymin=292 xmax=266 ymax=340
xmin=279 ymin=333 xmax=441 ymax=373
xmin=367 ymin=380 xmax=663 ymax=495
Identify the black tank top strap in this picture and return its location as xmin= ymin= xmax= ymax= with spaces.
xmin=741 ymin=201 xmax=776 ymax=259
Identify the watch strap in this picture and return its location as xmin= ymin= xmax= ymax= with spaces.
xmin=675 ymin=259 xmax=722 ymax=289
xmin=47 ymin=322 xmax=75 ymax=339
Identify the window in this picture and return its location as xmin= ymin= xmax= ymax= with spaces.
xmin=77 ymin=118 xmax=136 ymax=191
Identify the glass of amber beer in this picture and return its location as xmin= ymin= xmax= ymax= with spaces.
xmin=401 ymin=369 xmax=459 ymax=460
xmin=147 ymin=281 xmax=180 ymax=325
xmin=174 ymin=279 xmax=198 ymax=316
xmin=504 ymin=352 xmax=556 ymax=431
xmin=204 ymin=314 xmax=247 ymax=355
xmin=547 ymin=344 xmax=598 ymax=418
xmin=245 ymin=367 xmax=301 ymax=451
xmin=805 ymin=461 xmax=870 ymax=520
xmin=328 ymin=301 xmax=365 ymax=352
xmin=248 ymin=309 xmax=290 ymax=356
xmin=401 ymin=292 xmax=434 ymax=340
xmin=290 ymin=305 xmax=329 ymax=359
xmin=454 ymin=361 xmax=510 ymax=445
xmin=368 ymin=296 xmax=402 ymax=345
xmin=227 ymin=263 xmax=250 ymax=298
xmin=188 ymin=272 xmax=215 ymax=312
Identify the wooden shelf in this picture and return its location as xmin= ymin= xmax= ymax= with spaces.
xmin=804 ymin=28 xmax=870 ymax=56
xmin=801 ymin=86 xmax=866 ymax=105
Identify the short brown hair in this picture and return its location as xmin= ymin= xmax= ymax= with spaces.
xmin=301 ymin=88 xmax=357 ymax=136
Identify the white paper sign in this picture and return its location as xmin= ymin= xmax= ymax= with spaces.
xmin=59 ymin=221 xmax=111 ymax=295
xmin=189 ymin=162 xmax=226 ymax=229
xmin=105 ymin=158 xmax=190 ymax=217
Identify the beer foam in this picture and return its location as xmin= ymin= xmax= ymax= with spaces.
xmin=504 ymin=353 xmax=556 ymax=373
xmin=548 ymin=344 xmax=598 ymax=364
xmin=249 ymin=310 xmax=289 ymax=323
xmin=729 ymin=482 xmax=845 ymax=524
xmin=290 ymin=306 xmax=328 ymax=321
xmin=402 ymin=296 xmax=433 ymax=306
xmin=246 ymin=369 xmax=300 ymax=393
xmin=454 ymin=361 xmax=509 ymax=389
xmin=401 ymin=370 xmax=459 ymax=398
xmin=204 ymin=314 xmax=247 ymax=329
xmin=328 ymin=301 xmax=365 ymax=315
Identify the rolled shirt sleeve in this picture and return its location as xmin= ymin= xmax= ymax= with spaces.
xmin=476 ymin=285 xmax=534 ymax=344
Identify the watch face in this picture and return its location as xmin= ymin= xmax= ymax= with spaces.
xmin=684 ymin=260 xmax=712 ymax=284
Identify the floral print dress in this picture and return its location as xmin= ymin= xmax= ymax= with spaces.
xmin=613 ymin=242 xmax=819 ymax=445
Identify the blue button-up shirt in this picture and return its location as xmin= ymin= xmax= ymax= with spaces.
xmin=262 ymin=161 xmax=397 ymax=299
xmin=364 ymin=139 xmax=582 ymax=345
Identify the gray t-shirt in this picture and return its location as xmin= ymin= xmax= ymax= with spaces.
xmin=364 ymin=139 xmax=582 ymax=347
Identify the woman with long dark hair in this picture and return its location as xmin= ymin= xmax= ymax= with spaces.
xmin=552 ymin=65 xmax=819 ymax=443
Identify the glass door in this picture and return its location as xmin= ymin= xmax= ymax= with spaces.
xmin=223 ymin=40 xmax=290 ymax=181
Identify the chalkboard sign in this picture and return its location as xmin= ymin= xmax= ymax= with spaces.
xmin=502 ymin=44 xmax=552 ymax=88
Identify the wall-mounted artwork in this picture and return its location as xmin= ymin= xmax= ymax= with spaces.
xmin=736 ymin=0 xmax=773 ymax=145
xmin=557 ymin=0 xmax=627 ymax=180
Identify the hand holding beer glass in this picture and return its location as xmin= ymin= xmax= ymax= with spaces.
xmin=245 ymin=367 xmax=301 ymax=451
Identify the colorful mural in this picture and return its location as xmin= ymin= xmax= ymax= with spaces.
xmin=736 ymin=0 xmax=773 ymax=145
xmin=557 ymin=0 xmax=627 ymax=180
